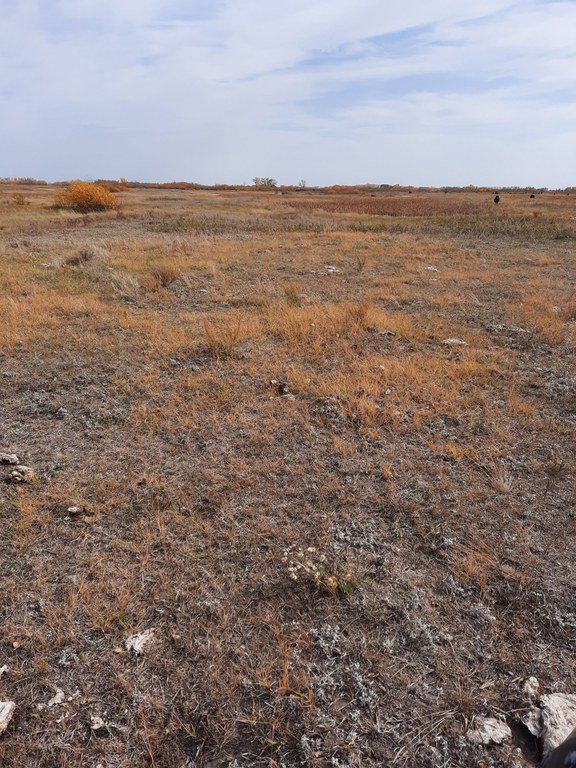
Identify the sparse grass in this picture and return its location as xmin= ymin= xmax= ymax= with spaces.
xmin=561 ymin=292 xmax=576 ymax=321
xmin=290 ymin=194 xmax=485 ymax=217
xmin=10 ymin=192 xmax=29 ymax=207
xmin=510 ymin=295 xmax=566 ymax=344
xmin=346 ymin=213 xmax=576 ymax=241
xmin=148 ymin=212 xmax=329 ymax=236
xmin=283 ymin=282 xmax=302 ymax=307
xmin=0 ymin=184 xmax=575 ymax=768
xmin=202 ymin=313 xmax=261 ymax=360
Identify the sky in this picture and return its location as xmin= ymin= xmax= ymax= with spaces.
xmin=1 ymin=0 xmax=575 ymax=187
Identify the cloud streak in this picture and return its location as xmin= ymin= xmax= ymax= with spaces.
xmin=1 ymin=0 xmax=574 ymax=185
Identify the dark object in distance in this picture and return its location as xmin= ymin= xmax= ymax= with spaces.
xmin=530 ymin=194 xmax=535 ymax=198
xmin=542 ymin=727 xmax=576 ymax=768
xmin=494 ymin=195 xmax=500 ymax=204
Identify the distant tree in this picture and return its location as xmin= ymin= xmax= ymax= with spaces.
xmin=253 ymin=177 xmax=278 ymax=188
xmin=298 ymin=179 xmax=307 ymax=188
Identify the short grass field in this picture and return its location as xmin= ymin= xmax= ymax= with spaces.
xmin=1 ymin=182 xmax=575 ymax=767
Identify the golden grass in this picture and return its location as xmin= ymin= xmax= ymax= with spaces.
xmin=510 ymin=294 xmax=566 ymax=344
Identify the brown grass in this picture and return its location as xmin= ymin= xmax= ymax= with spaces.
xmin=289 ymin=193 xmax=485 ymax=217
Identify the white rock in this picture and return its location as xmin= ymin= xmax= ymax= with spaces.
xmin=0 ymin=701 xmax=15 ymax=735
xmin=467 ymin=716 xmax=512 ymax=746
xmin=47 ymin=688 xmax=65 ymax=708
xmin=0 ymin=666 xmax=8 ymax=678
xmin=0 ymin=453 xmax=19 ymax=465
xmin=10 ymin=465 xmax=34 ymax=483
xmin=125 ymin=628 xmax=156 ymax=655
xmin=539 ymin=693 xmax=576 ymax=753
xmin=90 ymin=715 xmax=107 ymax=732
xmin=523 ymin=676 xmax=540 ymax=700
xmin=522 ymin=708 xmax=542 ymax=737
xmin=442 ymin=337 xmax=468 ymax=346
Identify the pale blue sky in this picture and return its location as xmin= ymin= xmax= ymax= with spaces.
xmin=1 ymin=0 xmax=575 ymax=186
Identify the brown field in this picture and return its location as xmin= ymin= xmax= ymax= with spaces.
xmin=0 ymin=183 xmax=575 ymax=767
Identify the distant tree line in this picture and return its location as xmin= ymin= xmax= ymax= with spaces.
xmin=0 ymin=177 xmax=47 ymax=185
xmin=1 ymin=177 xmax=574 ymax=194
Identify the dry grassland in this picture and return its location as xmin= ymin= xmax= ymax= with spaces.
xmin=0 ymin=184 xmax=575 ymax=767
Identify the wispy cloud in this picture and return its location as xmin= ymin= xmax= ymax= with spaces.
xmin=1 ymin=0 xmax=574 ymax=185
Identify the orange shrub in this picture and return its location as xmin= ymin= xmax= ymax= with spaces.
xmin=54 ymin=181 xmax=117 ymax=213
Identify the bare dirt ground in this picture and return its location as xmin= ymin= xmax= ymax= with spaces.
xmin=0 ymin=184 xmax=575 ymax=767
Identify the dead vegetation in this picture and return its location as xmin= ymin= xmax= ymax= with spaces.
xmin=289 ymin=193 xmax=485 ymax=216
xmin=0 ymin=184 xmax=575 ymax=767
xmin=54 ymin=181 xmax=118 ymax=213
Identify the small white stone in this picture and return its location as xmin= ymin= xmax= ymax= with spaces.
xmin=523 ymin=676 xmax=540 ymax=700
xmin=47 ymin=689 xmax=65 ymax=708
xmin=0 ymin=453 xmax=19 ymax=465
xmin=0 ymin=702 xmax=15 ymax=735
xmin=125 ymin=628 xmax=156 ymax=655
xmin=442 ymin=338 xmax=468 ymax=346
xmin=467 ymin=716 xmax=512 ymax=746
xmin=90 ymin=715 xmax=107 ymax=732
xmin=10 ymin=465 xmax=34 ymax=483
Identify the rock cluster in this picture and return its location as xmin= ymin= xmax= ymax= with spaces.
xmin=1 ymin=452 xmax=34 ymax=483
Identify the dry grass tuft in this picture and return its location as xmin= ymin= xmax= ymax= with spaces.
xmin=202 ymin=314 xmax=261 ymax=360
xmin=65 ymin=244 xmax=109 ymax=266
xmin=147 ymin=266 xmax=182 ymax=291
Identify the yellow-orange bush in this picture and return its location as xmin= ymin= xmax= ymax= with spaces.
xmin=54 ymin=182 xmax=117 ymax=213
